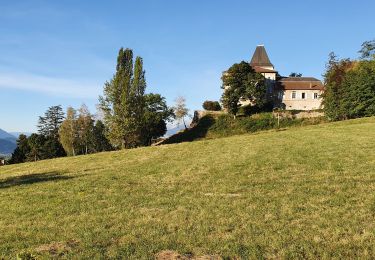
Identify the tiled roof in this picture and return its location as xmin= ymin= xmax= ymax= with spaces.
xmin=277 ymin=77 xmax=324 ymax=90
xmin=279 ymin=77 xmax=321 ymax=82
xmin=252 ymin=66 xmax=277 ymax=73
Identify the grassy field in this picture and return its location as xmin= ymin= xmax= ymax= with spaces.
xmin=1 ymin=117 xmax=375 ymax=258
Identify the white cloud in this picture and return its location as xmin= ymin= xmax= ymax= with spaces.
xmin=0 ymin=72 xmax=102 ymax=99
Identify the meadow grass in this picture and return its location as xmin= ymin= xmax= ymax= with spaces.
xmin=1 ymin=117 xmax=375 ymax=258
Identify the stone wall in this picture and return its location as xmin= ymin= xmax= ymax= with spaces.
xmin=273 ymin=110 xmax=324 ymax=119
xmin=191 ymin=110 xmax=225 ymax=127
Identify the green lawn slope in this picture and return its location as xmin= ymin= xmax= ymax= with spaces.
xmin=1 ymin=117 xmax=375 ymax=258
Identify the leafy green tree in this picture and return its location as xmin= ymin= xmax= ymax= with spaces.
xmin=27 ymin=134 xmax=45 ymax=162
xmin=323 ymin=41 xmax=375 ymax=120
xmin=77 ymin=104 xmax=94 ymax=155
xmin=340 ymin=60 xmax=375 ymax=118
xmin=41 ymin=136 xmax=66 ymax=159
xmin=359 ymin=39 xmax=375 ymax=59
xmin=99 ymin=48 xmax=146 ymax=149
xmin=9 ymin=134 xmax=30 ymax=164
xmin=59 ymin=107 xmax=79 ymax=156
xmin=36 ymin=105 xmax=66 ymax=159
xmin=38 ymin=105 xmax=65 ymax=138
xmin=321 ymin=53 xmax=355 ymax=120
xmin=132 ymin=56 xmax=147 ymax=138
xmin=221 ymin=61 xmax=266 ymax=118
xmin=142 ymin=93 xmax=174 ymax=145
xmin=91 ymin=120 xmax=113 ymax=152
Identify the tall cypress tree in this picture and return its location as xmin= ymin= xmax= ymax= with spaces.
xmin=132 ymin=56 xmax=146 ymax=144
xmin=99 ymin=48 xmax=147 ymax=149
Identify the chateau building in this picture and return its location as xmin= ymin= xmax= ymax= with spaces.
xmin=246 ymin=45 xmax=324 ymax=110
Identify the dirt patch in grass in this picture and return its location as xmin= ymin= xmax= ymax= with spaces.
xmin=35 ymin=239 xmax=79 ymax=256
xmin=155 ymin=250 xmax=222 ymax=260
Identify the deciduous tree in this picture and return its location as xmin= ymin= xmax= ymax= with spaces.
xmin=142 ymin=93 xmax=174 ymax=145
xmin=99 ymin=48 xmax=147 ymax=149
xmin=59 ymin=107 xmax=78 ymax=156
xmin=77 ymin=104 xmax=94 ymax=155
xmin=221 ymin=61 xmax=266 ymax=118
xmin=173 ymin=96 xmax=189 ymax=128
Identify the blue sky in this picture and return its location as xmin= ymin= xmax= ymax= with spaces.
xmin=0 ymin=0 xmax=374 ymax=132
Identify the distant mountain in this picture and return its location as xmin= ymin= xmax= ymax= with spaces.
xmin=165 ymin=124 xmax=187 ymax=137
xmin=0 ymin=139 xmax=16 ymax=155
xmin=0 ymin=128 xmax=17 ymax=140
xmin=165 ymin=119 xmax=192 ymax=137
xmin=0 ymin=128 xmax=17 ymax=155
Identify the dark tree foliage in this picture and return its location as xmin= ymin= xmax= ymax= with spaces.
xmin=9 ymin=134 xmax=30 ymax=164
xmin=359 ymin=39 xmax=375 ymax=59
xmin=41 ymin=136 xmax=66 ymax=159
xmin=289 ymin=72 xmax=302 ymax=77
xmin=340 ymin=60 xmax=375 ymax=118
xmin=202 ymin=101 xmax=222 ymax=111
xmin=322 ymin=53 xmax=356 ymax=120
xmin=27 ymin=134 xmax=46 ymax=162
xmin=38 ymin=105 xmax=65 ymax=138
xmin=35 ymin=105 xmax=66 ymax=160
xmin=142 ymin=93 xmax=174 ymax=145
xmin=9 ymin=133 xmax=65 ymax=164
xmin=323 ymin=41 xmax=375 ymax=120
xmin=91 ymin=120 xmax=113 ymax=153
xmin=221 ymin=61 xmax=267 ymax=117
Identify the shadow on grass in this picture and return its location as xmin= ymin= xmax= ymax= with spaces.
xmin=162 ymin=115 xmax=216 ymax=144
xmin=0 ymin=171 xmax=76 ymax=189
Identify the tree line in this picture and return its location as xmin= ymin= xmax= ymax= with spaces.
xmin=10 ymin=48 xmax=190 ymax=164
xmin=323 ymin=40 xmax=375 ymax=120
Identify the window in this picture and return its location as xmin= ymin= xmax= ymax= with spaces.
xmin=292 ymin=91 xmax=296 ymax=99
xmin=301 ymin=92 xmax=306 ymax=99
xmin=313 ymin=93 xmax=319 ymax=99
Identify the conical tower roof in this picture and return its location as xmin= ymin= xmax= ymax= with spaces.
xmin=250 ymin=45 xmax=273 ymax=67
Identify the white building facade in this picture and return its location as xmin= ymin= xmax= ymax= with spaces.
xmin=241 ymin=45 xmax=324 ymax=110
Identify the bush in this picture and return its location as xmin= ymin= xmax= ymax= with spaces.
xmin=239 ymin=113 xmax=276 ymax=132
xmin=202 ymin=101 xmax=221 ymax=111
xmin=237 ymin=102 xmax=274 ymax=116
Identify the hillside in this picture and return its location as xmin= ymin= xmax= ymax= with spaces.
xmin=1 ymin=117 xmax=375 ymax=258
xmin=161 ymin=112 xmax=326 ymax=145
xmin=0 ymin=128 xmax=16 ymax=140
xmin=0 ymin=139 xmax=16 ymax=156
xmin=0 ymin=128 xmax=16 ymax=155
